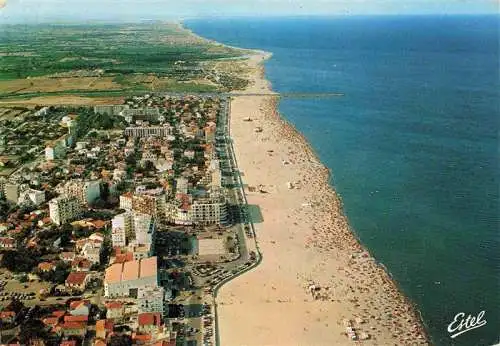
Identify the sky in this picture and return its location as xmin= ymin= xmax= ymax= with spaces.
xmin=0 ymin=0 xmax=498 ymax=23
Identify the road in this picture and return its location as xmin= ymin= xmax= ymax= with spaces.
xmin=0 ymin=90 xmax=344 ymax=102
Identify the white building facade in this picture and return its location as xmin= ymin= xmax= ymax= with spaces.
xmin=49 ymin=196 xmax=82 ymax=226
xmin=138 ymin=286 xmax=166 ymax=314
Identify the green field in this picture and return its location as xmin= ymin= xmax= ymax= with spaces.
xmin=0 ymin=23 xmax=247 ymax=97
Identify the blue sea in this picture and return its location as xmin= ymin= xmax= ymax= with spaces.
xmin=185 ymin=16 xmax=500 ymax=345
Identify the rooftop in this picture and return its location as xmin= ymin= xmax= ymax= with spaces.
xmin=105 ymin=301 xmax=124 ymax=309
xmin=122 ymin=260 xmax=140 ymax=281
xmin=138 ymin=312 xmax=161 ymax=327
xmin=66 ymin=272 xmax=89 ymax=286
xmin=140 ymin=256 xmax=157 ymax=278
xmin=104 ymin=256 xmax=157 ymax=284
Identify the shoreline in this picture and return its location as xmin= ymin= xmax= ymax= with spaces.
xmin=210 ymin=45 xmax=430 ymax=344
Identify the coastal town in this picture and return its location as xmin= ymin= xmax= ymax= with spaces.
xmin=0 ymin=20 xmax=433 ymax=346
xmin=0 ymin=94 xmax=259 ymax=345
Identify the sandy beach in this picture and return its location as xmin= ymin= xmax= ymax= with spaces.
xmin=216 ymin=51 xmax=429 ymax=345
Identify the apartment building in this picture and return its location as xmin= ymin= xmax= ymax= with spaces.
xmin=62 ymin=180 xmax=101 ymax=206
xmin=124 ymin=125 xmax=173 ymax=139
xmin=93 ymin=105 xmax=130 ymax=116
xmin=137 ymin=286 xmax=166 ymax=315
xmin=119 ymin=193 xmax=133 ymax=211
xmin=111 ymin=211 xmax=155 ymax=249
xmin=111 ymin=212 xmax=133 ymax=248
xmin=132 ymin=192 xmax=167 ymax=223
xmin=49 ymin=196 xmax=82 ymax=226
xmin=134 ymin=213 xmax=155 ymax=246
xmin=168 ymin=195 xmax=228 ymax=226
xmin=191 ymin=196 xmax=228 ymax=226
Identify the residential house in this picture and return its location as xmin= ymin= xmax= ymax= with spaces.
xmin=72 ymin=257 xmax=92 ymax=272
xmin=69 ymin=300 xmax=91 ymax=316
xmin=137 ymin=312 xmax=162 ymax=334
xmin=64 ymin=315 xmax=88 ymax=323
xmin=0 ymin=237 xmax=16 ymax=249
xmin=37 ymin=262 xmax=56 ymax=272
xmin=60 ymin=251 xmax=76 ymax=262
xmin=65 ymin=272 xmax=90 ymax=292
xmin=56 ymin=321 xmax=87 ymax=337
xmin=60 ymin=340 xmax=77 ymax=346
xmin=42 ymin=316 xmax=60 ymax=328
xmin=95 ymin=319 xmax=114 ymax=340
xmin=0 ymin=311 xmax=16 ymax=324
xmin=105 ymin=301 xmax=124 ymax=320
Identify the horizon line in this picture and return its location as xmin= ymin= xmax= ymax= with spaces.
xmin=1 ymin=13 xmax=499 ymax=25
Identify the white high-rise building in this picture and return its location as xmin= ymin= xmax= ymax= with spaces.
xmin=119 ymin=193 xmax=133 ymax=211
xmin=62 ymin=180 xmax=101 ymax=206
xmin=49 ymin=196 xmax=82 ymax=226
xmin=18 ymin=188 xmax=45 ymax=206
xmin=45 ymin=146 xmax=55 ymax=161
xmin=134 ymin=213 xmax=155 ymax=246
xmin=111 ymin=211 xmax=155 ymax=249
xmin=111 ymin=212 xmax=133 ymax=248
xmin=124 ymin=125 xmax=173 ymax=138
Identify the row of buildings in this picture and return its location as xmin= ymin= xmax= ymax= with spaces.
xmin=0 ymin=182 xmax=46 ymax=206
xmin=118 ymin=189 xmax=228 ymax=227
xmin=48 ymin=180 xmax=102 ymax=225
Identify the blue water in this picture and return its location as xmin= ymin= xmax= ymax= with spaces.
xmin=186 ymin=16 xmax=500 ymax=345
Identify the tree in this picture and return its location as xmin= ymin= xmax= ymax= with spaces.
xmin=6 ymin=299 xmax=24 ymax=314
xmin=143 ymin=160 xmax=155 ymax=173
xmin=108 ymin=335 xmax=133 ymax=346
xmin=36 ymin=261 xmax=71 ymax=284
xmin=0 ymin=249 xmax=38 ymax=273
xmin=19 ymin=319 xmax=49 ymax=345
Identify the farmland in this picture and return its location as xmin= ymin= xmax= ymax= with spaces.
xmin=0 ymin=23 xmax=248 ymax=99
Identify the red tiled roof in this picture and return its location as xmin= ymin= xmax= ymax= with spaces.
xmin=72 ymin=257 xmax=92 ymax=269
xmin=133 ymin=334 xmax=152 ymax=342
xmin=52 ymin=310 xmax=66 ymax=318
xmin=0 ymin=311 xmax=15 ymax=319
xmin=90 ymin=220 xmax=107 ymax=229
xmin=60 ymin=321 xmax=86 ymax=330
xmin=60 ymin=341 xmax=77 ymax=346
xmin=42 ymin=317 xmax=60 ymax=327
xmin=61 ymin=252 xmax=75 ymax=260
xmin=64 ymin=315 xmax=88 ymax=323
xmin=114 ymin=252 xmax=134 ymax=264
xmin=0 ymin=237 xmax=15 ymax=245
xmin=138 ymin=312 xmax=161 ymax=327
xmin=65 ymin=272 xmax=88 ymax=286
xmin=105 ymin=301 xmax=123 ymax=309
xmin=96 ymin=319 xmax=114 ymax=333
xmin=69 ymin=299 xmax=90 ymax=310
xmin=38 ymin=262 xmax=56 ymax=271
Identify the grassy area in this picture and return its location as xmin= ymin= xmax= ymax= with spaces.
xmin=0 ymin=23 xmax=243 ymax=96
